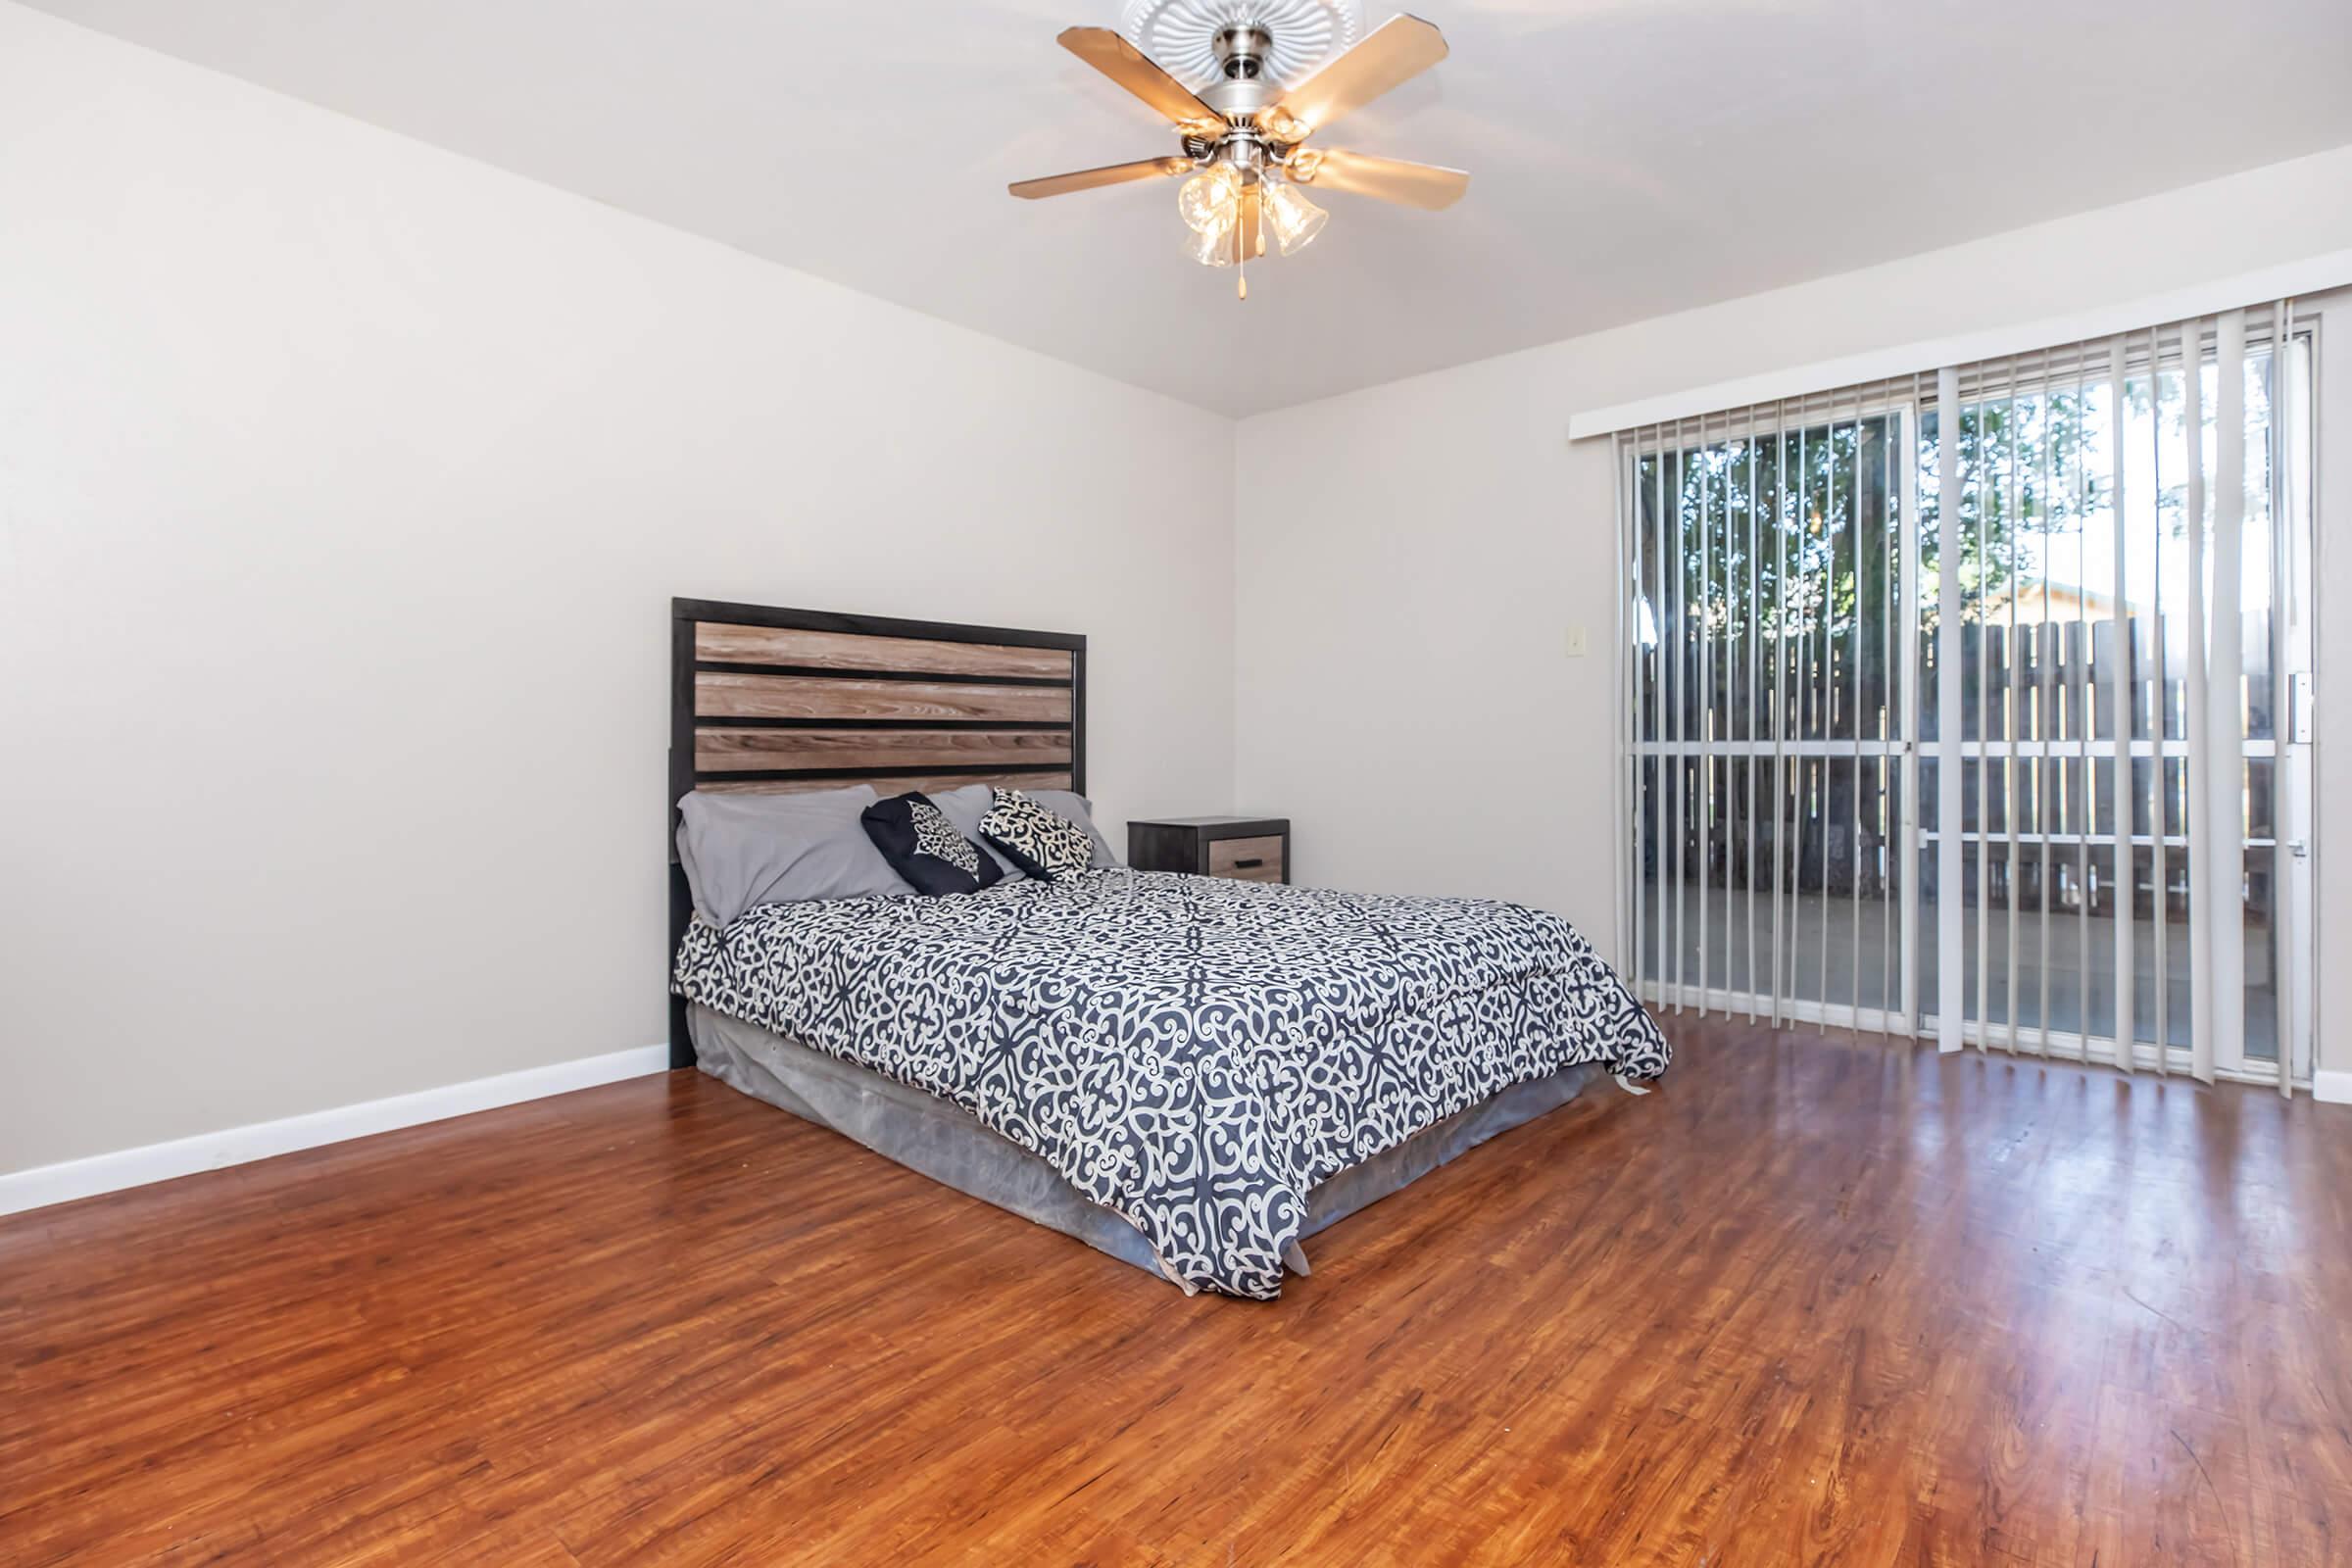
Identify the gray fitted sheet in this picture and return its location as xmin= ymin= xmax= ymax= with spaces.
xmin=688 ymin=1003 xmax=1603 ymax=1294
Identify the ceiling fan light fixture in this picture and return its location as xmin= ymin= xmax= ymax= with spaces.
xmin=1259 ymin=173 xmax=1327 ymax=256
xmin=1182 ymin=210 xmax=1237 ymax=267
xmin=1177 ymin=164 xmax=1242 ymax=232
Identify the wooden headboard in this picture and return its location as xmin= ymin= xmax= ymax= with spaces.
xmin=666 ymin=597 xmax=1087 ymax=1064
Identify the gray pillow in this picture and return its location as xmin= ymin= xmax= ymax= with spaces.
xmin=675 ymin=785 xmax=908 ymax=925
xmin=929 ymin=784 xmax=1118 ymax=873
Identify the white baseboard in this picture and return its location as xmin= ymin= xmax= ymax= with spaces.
xmin=0 ymin=1043 xmax=671 ymax=1217
xmin=2314 ymin=1070 xmax=2352 ymax=1106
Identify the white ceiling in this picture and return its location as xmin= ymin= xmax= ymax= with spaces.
xmin=29 ymin=0 xmax=2352 ymax=416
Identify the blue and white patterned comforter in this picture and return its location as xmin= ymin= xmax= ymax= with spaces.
xmin=672 ymin=869 xmax=1669 ymax=1298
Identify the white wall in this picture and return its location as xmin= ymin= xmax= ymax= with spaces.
xmin=10 ymin=8 xmax=2349 ymax=1188
xmin=1235 ymin=143 xmax=2352 ymax=1066
xmin=0 ymin=7 xmax=1235 ymax=1175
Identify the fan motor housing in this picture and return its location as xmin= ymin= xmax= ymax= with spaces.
xmin=1203 ymin=25 xmax=1278 ymax=118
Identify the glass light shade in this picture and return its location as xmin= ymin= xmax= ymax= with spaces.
xmin=1176 ymin=166 xmax=1242 ymax=234
xmin=1259 ymin=175 xmax=1328 ymax=256
xmin=1183 ymin=211 xmax=1237 ymax=267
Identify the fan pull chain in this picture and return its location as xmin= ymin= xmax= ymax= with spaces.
xmin=1236 ymin=187 xmax=1250 ymax=300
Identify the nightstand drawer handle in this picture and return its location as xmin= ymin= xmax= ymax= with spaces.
xmin=1233 ymin=857 xmax=1264 ymax=869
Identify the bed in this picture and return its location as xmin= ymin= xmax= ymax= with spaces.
xmin=667 ymin=598 xmax=1670 ymax=1298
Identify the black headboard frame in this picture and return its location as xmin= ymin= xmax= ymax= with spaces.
xmin=667 ymin=598 xmax=1087 ymax=1066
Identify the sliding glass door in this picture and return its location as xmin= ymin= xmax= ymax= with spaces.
xmin=1629 ymin=394 xmax=1914 ymax=1031
xmin=1620 ymin=308 xmax=2315 ymax=1087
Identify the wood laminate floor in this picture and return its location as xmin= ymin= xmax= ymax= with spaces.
xmin=5 ymin=1019 xmax=2349 ymax=1566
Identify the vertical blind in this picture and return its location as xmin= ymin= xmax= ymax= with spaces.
xmin=1614 ymin=301 xmax=2314 ymax=1091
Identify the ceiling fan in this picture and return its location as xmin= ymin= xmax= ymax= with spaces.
xmin=1009 ymin=9 xmax=1467 ymax=300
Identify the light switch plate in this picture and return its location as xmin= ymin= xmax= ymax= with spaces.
xmin=1565 ymin=624 xmax=1589 ymax=659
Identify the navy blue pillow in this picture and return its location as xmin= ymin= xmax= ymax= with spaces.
xmin=860 ymin=792 xmax=1006 ymax=897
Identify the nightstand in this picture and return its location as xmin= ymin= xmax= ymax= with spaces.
xmin=1126 ymin=816 xmax=1291 ymax=885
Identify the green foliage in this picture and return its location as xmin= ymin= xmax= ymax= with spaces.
xmin=1634 ymin=389 xmax=2104 ymax=651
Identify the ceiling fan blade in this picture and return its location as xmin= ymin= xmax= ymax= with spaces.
xmin=1008 ymin=157 xmax=1193 ymax=200
xmin=1291 ymin=149 xmax=1467 ymax=211
xmin=1057 ymin=26 xmax=1223 ymax=131
xmin=1262 ymin=15 xmax=1447 ymax=139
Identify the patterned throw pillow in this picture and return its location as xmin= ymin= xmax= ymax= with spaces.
xmin=860 ymin=792 xmax=1006 ymax=897
xmin=980 ymin=788 xmax=1097 ymax=882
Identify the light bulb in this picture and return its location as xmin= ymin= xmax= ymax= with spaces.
xmin=1259 ymin=174 xmax=1328 ymax=257
xmin=1183 ymin=211 xmax=1236 ymax=268
xmin=1176 ymin=166 xmax=1241 ymax=234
